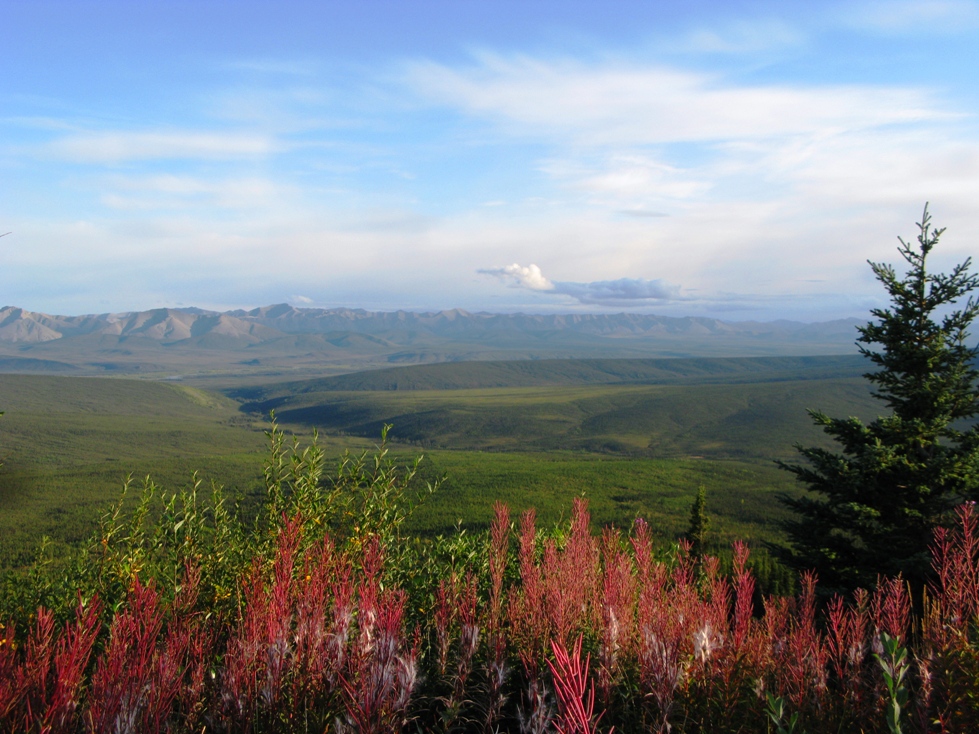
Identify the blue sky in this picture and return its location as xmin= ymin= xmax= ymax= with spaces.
xmin=3 ymin=0 xmax=979 ymax=321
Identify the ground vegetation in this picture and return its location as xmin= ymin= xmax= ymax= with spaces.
xmin=1 ymin=425 xmax=978 ymax=732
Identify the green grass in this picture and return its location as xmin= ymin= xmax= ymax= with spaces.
xmin=407 ymin=450 xmax=801 ymax=548
xmin=0 ymin=375 xmax=377 ymax=567
xmin=241 ymin=378 xmax=879 ymax=460
xmin=0 ymin=375 xmax=270 ymax=468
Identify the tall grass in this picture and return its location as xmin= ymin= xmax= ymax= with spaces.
xmin=1 ymin=423 xmax=978 ymax=732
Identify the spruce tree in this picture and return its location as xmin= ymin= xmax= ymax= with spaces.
xmin=778 ymin=205 xmax=979 ymax=594
xmin=686 ymin=486 xmax=710 ymax=558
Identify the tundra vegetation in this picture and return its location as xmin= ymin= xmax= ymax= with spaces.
xmin=1 ymin=424 xmax=978 ymax=732
xmin=1 ymin=210 xmax=978 ymax=732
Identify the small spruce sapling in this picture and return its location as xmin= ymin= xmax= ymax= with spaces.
xmin=685 ymin=486 xmax=710 ymax=559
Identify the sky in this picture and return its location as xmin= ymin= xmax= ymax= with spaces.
xmin=2 ymin=0 xmax=979 ymax=322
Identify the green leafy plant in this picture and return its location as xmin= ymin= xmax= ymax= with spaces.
xmin=765 ymin=692 xmax=802 ymax=734
xmin=875 ymin=632 xmax=909 ymax=734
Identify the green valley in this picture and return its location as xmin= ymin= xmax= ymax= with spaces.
xmin=0 ymin=355 xmax=879 ymax=568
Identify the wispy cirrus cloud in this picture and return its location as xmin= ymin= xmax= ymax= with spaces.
xmin=48 ymin=130 xmax=277 ymax=163
xmin=540 ymin=154 xmax=710 ymax=209
xmin=843 ymin=0 xmax=979 ymax=33
xmin=98 ymin=174 xmax=288 ymax=211
xmin=404 ymin=53 xmax=950 ymax=146
xmin=676 ymin=19 xmax=805 ymax=54
xmin=404 ymin=48 xmax=978 ymax=279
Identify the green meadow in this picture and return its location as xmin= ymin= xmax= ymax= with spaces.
xmin=406 ymin=450 xmax=800 ymax=543
xmin=0 ymin=356 xmax=880 ymax=569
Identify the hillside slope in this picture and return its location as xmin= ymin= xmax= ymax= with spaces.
xmin=232 ymin=354 xmax=867 ymax=397
xmin=231 ymin=356 xmax=879 ymax=460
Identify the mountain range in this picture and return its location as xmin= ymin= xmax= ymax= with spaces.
xmin=0 ymin=304 xmax=863 ymax=380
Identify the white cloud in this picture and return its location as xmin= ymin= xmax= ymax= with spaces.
xmin=540 ymin=154 xmax=711 ymax=207
xmin=48 ymin=131 xmax=277 ymax=163
xmin=843 ymin=0 xmax=979 ymax=33
xmin=7 ymin=38 xmax=979 ymax=321
xmin=555 ymin=277 xmax=681 ymax=304
xmin=437 ymin=51 xmax=979 ymax=280
xmin=404 ymin=54 xmax=950 ymax=146
xmin=0 ymin=116 xmax=78 ymax=132
xmin=98 ymin=174 xmax=290 ymax=212
xmin=678 ymin=20 xmax=805 ymax=54
xmin=478 ymin=263 xmax=555 ymax=291
xmin=478 ymin=263 xmax=681 ymax=304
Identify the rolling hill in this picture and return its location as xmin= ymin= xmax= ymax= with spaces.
xmin=232 ymin=355 xmax=880 ymax=460
xmin=231 ymin=354 xmax=868 ymax=396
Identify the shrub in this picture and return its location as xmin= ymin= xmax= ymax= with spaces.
xmin=2 ymin=427 xmax=979 ymax=732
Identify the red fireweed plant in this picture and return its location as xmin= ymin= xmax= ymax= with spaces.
xmin=510 ymin=509 xmax=548 ymax=680
xmin=596 ymin=527 xmax=635 ymax=708
xmin=918 ymin=502 xmax=979 ymax=732
xmin=824 ymin=587 xmax=874 ymax=727
xmin=549 ymin=635 xmax=612 ymax=734
xmin=0 ymin=595 xmax=102 ymax=734
xmin=483 ymin=501 xmax=511 ymax=734
xmin=778 ymin=572 xmax=829 ymax=714
xmin=338 ymin=586 xmax=418 ymax=734
xmin=289 ymin=533 xmax=354 ymax=717
xmin=216 ymin=516 xmax=303 ymax=731
xmin=85 ymin=571 xmax=206 ymax=734
xmin=546 ymin=499 xmax=600 ymax=648
xmin=633 ymin=536 xmax=702 ymax=732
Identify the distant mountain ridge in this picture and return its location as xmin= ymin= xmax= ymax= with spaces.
xmin=0 ymin=304 xmax=862 ymax=344
xmin=0 ymin=306 xmax=277 ymax=344
xmin=0 ymin=304 xmax=864 ymax=378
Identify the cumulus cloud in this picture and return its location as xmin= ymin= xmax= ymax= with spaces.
xmin=479 ymin=263 xmax=681 ymax=304
xmin=478 ymin=263 xmax=555 ymax=291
